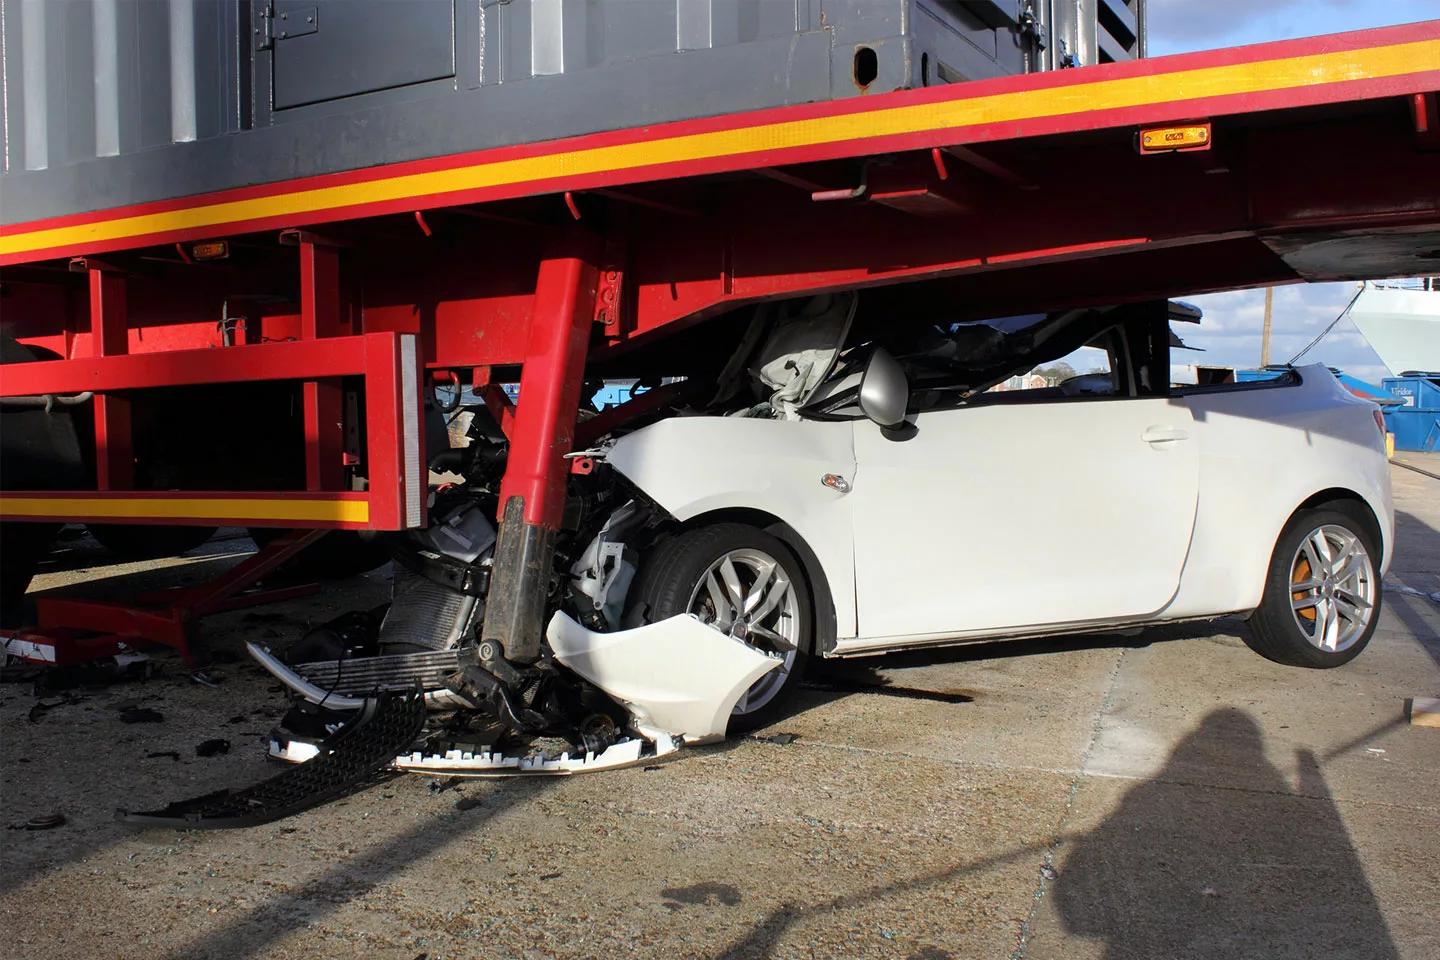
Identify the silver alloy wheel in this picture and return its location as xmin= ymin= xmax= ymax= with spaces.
xmin=686 ymin=547 xmax=800 ymax=715
xmin=1288 ymin=523 xmax=1377 ymax=653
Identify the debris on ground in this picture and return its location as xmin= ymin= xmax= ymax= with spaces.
xmin=1406 ymin=697 xmax=1440 ymax=728
xmin=119 ymin=707 xmax=165 ymax=724
xmin=195 ymin=738 xmax=231 ymax=757
xmin=4 ymin=651 xmax=157 ymax=695
xmin=146 ymin=751 xmax=182 ymax=762
xmin=8 ymin=814 xmax=65 ymax=831
xmin=189 ymin=670 xmax=222 ymax=687
xmin=756 ymin=733 xmax=799 ymax=745
xmin=1040 ymin=864 xmax=1059 ymax=881
xmin=27 ymin=695 xmax=86 ymax=724
xmin=427 ymin=777 xmax=464 ymax=794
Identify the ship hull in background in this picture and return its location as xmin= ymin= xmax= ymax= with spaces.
xmin=1350 ymin=281 xmax=1440 ymax=377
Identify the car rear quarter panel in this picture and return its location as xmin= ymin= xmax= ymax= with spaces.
xmin=1165 ymin=365 xmax=1393 ymax=619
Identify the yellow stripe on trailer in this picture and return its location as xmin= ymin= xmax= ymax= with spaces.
xmin=2 ymin=37 xmax=1436 ymax=259
xmin=0 ymin=496 xmax=369 ymax=525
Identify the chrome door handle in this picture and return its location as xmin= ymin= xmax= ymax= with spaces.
xmin=1142 ymin=426 xmax=1189 ymax=444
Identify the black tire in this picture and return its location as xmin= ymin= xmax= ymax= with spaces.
xmin=248 ymin=528 xmax=391 ymax=580
xmin=88 ymin=523 xmax=218 ymax=559
xmin=1 ymin=522 xmax=58 ymax=612
xmin=623 ymin=522 xmax=813 ymax=732
xmin=1245 ymin=506 xmax=1383 ymax=668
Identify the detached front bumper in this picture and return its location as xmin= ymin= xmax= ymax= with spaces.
xmin=546 ymin=612 xmax=781 ymax=744
xmin=253 ymin=612 xmax=779 ymax=777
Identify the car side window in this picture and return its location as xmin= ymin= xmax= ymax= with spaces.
xmin=987 ymin=341 xmax=1123 ymax=401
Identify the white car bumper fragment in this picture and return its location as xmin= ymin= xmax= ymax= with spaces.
xmin=545 ymin=611 xmax=781 ymax=744
xmin=261 ymin=613 xmax=776 ymax=777
xmin=269 ymin=732 xmax=682 ymax=777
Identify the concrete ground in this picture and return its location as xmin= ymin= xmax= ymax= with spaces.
xmin=3 ymin=462 xmax=1437 ymax=960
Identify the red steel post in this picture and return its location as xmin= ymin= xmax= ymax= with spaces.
xmin=499 ymin=239 xmax=601 ymax=527
xmin=362 ymin=332 xmax=424 ymax=530
xmin=300 ymin=241 xmax=345 ymax=491
xmin=89 ymin=267 xmax=133 ymax=490
xmin=481 ymin=231 xmax=600 ymax=665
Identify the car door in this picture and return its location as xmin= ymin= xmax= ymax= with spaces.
xmin=846 ymin=394 xmax=1199 ymax=646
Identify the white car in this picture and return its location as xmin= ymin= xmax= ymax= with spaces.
xmin=599 ymin=297 xmax=1394 ymax=727
xmin=249 ymin=295 xmax=1394 ymax=789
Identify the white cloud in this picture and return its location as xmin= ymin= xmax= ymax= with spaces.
xmin=1182 ymin=282 xmax=1391 ymax=383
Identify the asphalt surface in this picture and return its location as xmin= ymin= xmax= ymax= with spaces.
xmin=3 ymin=461 xmax=1437 ymax=960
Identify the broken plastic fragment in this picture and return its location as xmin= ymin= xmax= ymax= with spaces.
xmin=546 ymin=612 xmax=780 ymax=743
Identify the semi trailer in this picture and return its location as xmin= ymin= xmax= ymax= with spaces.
xmin=1 ymin=2 xmax=1438 ymax=818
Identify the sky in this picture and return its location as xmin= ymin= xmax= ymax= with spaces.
xmin=1146 ymin=0 xmax=1440 ymax=383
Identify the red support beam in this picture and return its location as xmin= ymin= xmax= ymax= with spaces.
xmin=480 ymin=383 xmax=517 ymax=440
xmin=0 ymin=332 xmax=421 ymax=532
xmin=300 ymin=241 xmax=346 ymax=491
xmin=499 ymin=233 xmax=602 ymax=528
xmin=0 ymin=334 xmax=380 ymax=396
xmin=89 ymin=267 xmax=132 ymax=490
xmin=362 ymin=332 xmax=424 ymax=530
xmin=27 ymin=528 xmax=329 ymax=664
xmin=481 ymin=230 xmax=600 ymax=665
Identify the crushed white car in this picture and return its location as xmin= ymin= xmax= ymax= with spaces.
xmin=224 ymin=293 xmax=1390 ymax=807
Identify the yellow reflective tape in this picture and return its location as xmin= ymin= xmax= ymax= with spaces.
xmin=0 ymin=496 xmax=369 ymax=524
xmin=1 ymin=38 xmax=1435 ymax=258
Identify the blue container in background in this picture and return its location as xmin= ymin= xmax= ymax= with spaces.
xmin=1382 ymin=376 xmax=1440 ymax=452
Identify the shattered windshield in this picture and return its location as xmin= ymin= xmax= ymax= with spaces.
xmin=894 ymin=308 xmax=1117 ymax=395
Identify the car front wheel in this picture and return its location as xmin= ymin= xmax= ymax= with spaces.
xmin=1245 ymin=507 xmax=1382 ymax=668
xmin=622 ymin=522 xmax=812 ymax=732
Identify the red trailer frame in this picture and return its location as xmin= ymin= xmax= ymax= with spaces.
xmin=3 ymin=22 xmax=1439 ymax=662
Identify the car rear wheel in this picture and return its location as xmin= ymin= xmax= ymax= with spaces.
xmin=1245 ymin=507 xmax=1381 ymax=668
xmin=623 ymin=523 xmax=812 ymax=732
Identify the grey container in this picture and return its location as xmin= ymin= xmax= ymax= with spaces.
xmin=0 ymin=0 xmax=1143 ymax=226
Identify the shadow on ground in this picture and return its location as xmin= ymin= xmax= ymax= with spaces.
xmin=1049 ymin=707 xmax=1399 ymax=959
xmin=678 ymin=708 xmax=1400 ymax=959
xmin=162 ymin=778 xmax=556 ymax=960
xmin=1388 ymin=510 xmax=1440 ymax=670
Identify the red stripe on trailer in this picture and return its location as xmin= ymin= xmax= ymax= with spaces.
xmin=2 ymin=23 xmax=1437 ymax=264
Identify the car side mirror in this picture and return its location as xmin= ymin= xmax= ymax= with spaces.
xmin=859 ymin=347 xmax=910 ymax=431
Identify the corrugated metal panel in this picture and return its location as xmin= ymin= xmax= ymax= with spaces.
xmin=0 ymin=0 xmax=1136 ymax=225
xmin=1 ymin=0 xmax=240 ymax=172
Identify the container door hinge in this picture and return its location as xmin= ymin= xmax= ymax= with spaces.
xmin=256 ymin=4 xmax=318 ymax=51
xmin=255 ymin=4 xmax=274 ymax=51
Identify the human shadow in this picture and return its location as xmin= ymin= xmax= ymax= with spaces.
xmin=1052 ymin=708 xmax=1400 ymax=959
xmin=1387 ymin=509 xmax=1440 ymax=670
